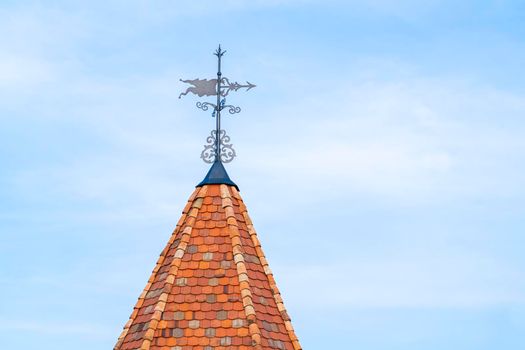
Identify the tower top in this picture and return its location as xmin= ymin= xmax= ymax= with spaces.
xmin=114 ymin=48 xmax=301 ymax=350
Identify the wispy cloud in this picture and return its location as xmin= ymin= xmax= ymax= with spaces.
xmin=8 ymin=69 xmax=525 ymax=223
xmin=276 ymin=254 xmax=525 ymax=308
xmin=237 ymin=77 xmax=525 ymax=205
xmin=0 ymin=319 xmax=111 ymax=337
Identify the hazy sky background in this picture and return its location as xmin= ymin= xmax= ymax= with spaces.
xmin=1 ymin=1 xmax=524 ymax=349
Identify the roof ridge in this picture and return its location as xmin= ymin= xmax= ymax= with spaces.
xmin=113 ymin=187 xmax=200 ymax=350
xmin=114 ymin=185 xmax=208 ymax=350
xmin=138 ymin=185 xmax=208 ymax=350
xmin=232 ymin=186 xmax=303 ymax=350
xmin=220 ymin=184 xmax=263 ymax=349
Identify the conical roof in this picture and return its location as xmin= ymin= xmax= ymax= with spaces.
xmin=114 ymin=173 xmax=302 ymax=350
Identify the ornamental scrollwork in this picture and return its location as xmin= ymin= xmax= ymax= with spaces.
xmin=218 ymin=131 xmax=236 ymax=163
xmin=221 ymin=105 xmax=241 ymax=114
xmin=196 ymin=101 xmax=216 ymax=112
xmin=200 ymin=129 xmax=237 ymax=164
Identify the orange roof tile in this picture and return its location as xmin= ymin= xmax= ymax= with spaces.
xmin=115 ymin=184 xmax=302 ymax=350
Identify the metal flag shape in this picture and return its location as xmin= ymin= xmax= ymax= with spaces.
xmin=179 ymin=79 xmax=218 ymax=99
xmin=179 ymin=46 xmax=255 ymax=164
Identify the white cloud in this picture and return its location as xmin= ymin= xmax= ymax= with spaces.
xmin=0 ymin=5 xmax=88 ymax=95
xmin=236 ymin=77 xmax=525 ymax=204
xmin=276 ymin=253 xmax=525 ymax=308
xmin=0 ymin=54 xmax=55 ymax=88
xmin=0 ymin=319 xmax=110 ymax=337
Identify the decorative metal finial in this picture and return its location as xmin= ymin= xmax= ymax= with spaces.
xmin=179 ymin=46 xmax=255 ymax=164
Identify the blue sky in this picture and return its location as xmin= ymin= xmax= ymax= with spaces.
xmin=1 ymin=1 xmax=524 ymax=349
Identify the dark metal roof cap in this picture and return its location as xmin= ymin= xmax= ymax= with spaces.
xmin=196 ymin=161 xmax=239 ymax=190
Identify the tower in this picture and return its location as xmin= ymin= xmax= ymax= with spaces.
xmin=114 ymin=47 xmax=302 ymax=350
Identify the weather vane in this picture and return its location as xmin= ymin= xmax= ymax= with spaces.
xmin=179 ymin=45 xmax=255 ymax=164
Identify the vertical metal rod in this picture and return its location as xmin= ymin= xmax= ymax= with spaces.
xmin=215 ymin=46 xmax=222 ymax=162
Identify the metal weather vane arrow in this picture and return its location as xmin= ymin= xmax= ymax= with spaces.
xmin=220 ymin=78 xmax=256 ymax=95
xmin=179 ymin=46 xmax=256 ymax=164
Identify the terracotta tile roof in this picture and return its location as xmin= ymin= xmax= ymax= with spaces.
xmin=115 ymin=184 xmax=302 ymax=350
